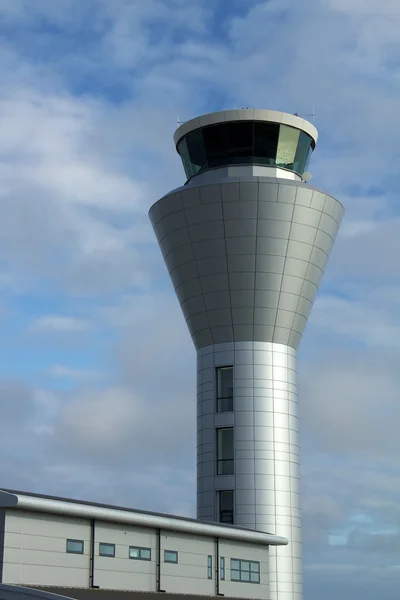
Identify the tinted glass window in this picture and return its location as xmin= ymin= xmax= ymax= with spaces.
xmin=231 ymin=558 xmax=260 ymax=583
xmin=66 ymin=539 xmax=84 ymax=554
xmin=185 ymin=128 xmax=207 ymax=175
xmin=177 ymin=121 xmax=313 ymax=179
xmin=203 ymin=123 xmax=228 ymax=168
xmin=164 ymin=550 xmax=178 ymax=563
xmin=219 ymin=490 xmax=234 ymax=524
xmin=220 ymin=557 xmax=226 ymax=580
xmin=253 ymin=122 xmax=280 ymax=164
xmin=177 ymin=137 xmax=193 ymax=178
xmin=276 ymin=125 xmax=300 ymax=169
xmin=294 ymin=130 xmax=313 ymax=174
xmin=99 ymin=542 xmax=115 ymax=557
xmin=217 ymin=366 xmax=233 ymax=412
xmin=217 ymin=428 xmax=234 ymax=475
xmin=207 ymin=555 xmax=213 ymax=579
xmin=227 ymin=122 xmax=253 ymax=161
xmin=129 ymin=546 xmax=151 ymax=560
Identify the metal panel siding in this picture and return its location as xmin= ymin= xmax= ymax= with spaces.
xmin=93 ymin=521 xmax=155 ymax=591
xmin=151 ymin=179 xmax=341 ymax=351
xmin=218 ymin=540 xmax=269 ymax=599
xmin=159 ymin=531 xmax=215 ymax=595
xmin=197 ymin=342 xmax=302 ymax=600
xmin=2 ymin=510 xmax=90 ymax=587
xmin=0 ymin=507 xmax=280 ymax=596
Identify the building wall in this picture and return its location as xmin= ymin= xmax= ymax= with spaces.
xmin=2 ymin=510 xmax=91 ymax=587
xmin=1 ymin=509 xmax=270 ymax=599
xmin=158 ymin=531 xmax=214 ymax=596
xmin=219 ymin=539 xmax=269 ymax=599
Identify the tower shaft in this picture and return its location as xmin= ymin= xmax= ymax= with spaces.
xmin=197 ymin=341 xmax=301 ymax=600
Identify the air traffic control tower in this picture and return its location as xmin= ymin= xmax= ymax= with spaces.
xmin=149 ymin=109 xmax=344 ymax=600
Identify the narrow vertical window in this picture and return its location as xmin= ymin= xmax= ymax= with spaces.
xmin=207 ymin=555 xmax=212 ymax=579
xmin=219 ymin=490 xmax=234 ymax=524
xmin=220 ymin=556 xmax=225 ymax=580
xmin=217 ymin=428 xmax=234 ymax=475
xmin=216 ymin=366 xmax=233 ymax=412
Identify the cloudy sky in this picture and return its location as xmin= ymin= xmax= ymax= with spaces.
xmin=0 ymin=0 xmax=400 ymax=598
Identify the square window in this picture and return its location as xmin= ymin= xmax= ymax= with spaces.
xmin=66 ymin=539 xmax=84 ymax=554
xmin=251 ymin=572 xmax=260 ymax=583
xmin=164 ymin=550 xmax=178 ymax=563
xmin=231 ymin=569 xmax=240 ymax=581
xmin=140 ymin=548 xmax=151 ymax=560
xmin=99 ymin=542 xmax=115 ymax=557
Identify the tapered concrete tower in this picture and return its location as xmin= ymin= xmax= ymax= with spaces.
xmin=149 ymin=109 xmax=343 ymax=600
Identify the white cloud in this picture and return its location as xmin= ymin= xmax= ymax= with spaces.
xmin=28 ymin=315 xmax=91 ymax=334
xmin=49 ymin=365 xmax=99 ymax=381
xmin=311 ymin=293 xmax=400 ymax=348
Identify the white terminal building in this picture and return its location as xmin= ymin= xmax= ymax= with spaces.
xmin=0 ymin=488 xmax=286 ymax=600
xmin=0 ymin=109 xmax=343 ymax=600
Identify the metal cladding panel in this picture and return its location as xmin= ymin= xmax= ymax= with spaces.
xmin=150 ymin=179 xmax=343 ymax=350
xmin=197 ymin=341 xmax=301 ymax=600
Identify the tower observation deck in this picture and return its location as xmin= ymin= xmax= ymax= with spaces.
xmin=149 ymin=109 xmax=344 ymax=600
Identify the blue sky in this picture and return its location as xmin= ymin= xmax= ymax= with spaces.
xmin=1 ymin=0 xmax=400 ymax=598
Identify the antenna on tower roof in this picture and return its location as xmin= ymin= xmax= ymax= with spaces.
xmin=177 ymin=116 xmax=186 ymax=125
xmin=295 ymin=107 xmax=316 ymax=123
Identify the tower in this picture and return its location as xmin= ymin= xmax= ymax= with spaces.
xmin=149 ymin=109 xmax=343 ymax=600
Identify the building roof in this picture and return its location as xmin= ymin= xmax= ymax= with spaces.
xmin=0 ymin=489 xmax=287 ymax=547
xmin=173 ymin=108 xmax=318 ymax=148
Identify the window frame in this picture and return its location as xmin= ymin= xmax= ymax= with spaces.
xmin=164 ymin=549 xmax=178 ymax=564
xmin=207 ymin=555 xmax=213 ymax=579
xmin=176 ymin=121 xmax=314 ymax=180
xmin=230 ymin=558 xmax=260 ymax=584
xmin=218 ymin=490 xmax=234 ymax=524
xmin=216 ymin=366 xmax=233 ymax=413
xmin=217 ymin=427 xmax=234 ymax=475
xmin=220 ymin=556 xmax=225 ymax=580
xmin=99 ymin=542 xmax=116 ymax=558
xmin=129 ymin=546 xmax=151 ymax=561
xmin=66 ymin=539 xmax=84 ymax=555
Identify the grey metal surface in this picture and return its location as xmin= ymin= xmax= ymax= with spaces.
xmin=197 ymin=341 xmax=300 ymax=600
xmin=0 ymin=491 xmax=286 ymax=547
xmin=149 ymin=178 xmax=343 ymax=351
xmin=174 ymin=109 xmax=318 ymax=148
